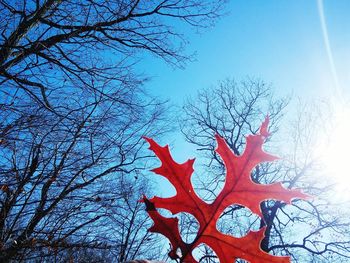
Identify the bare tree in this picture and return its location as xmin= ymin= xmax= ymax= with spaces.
xmin=0 ymin=88 xmax=167 ymax=262
xmin=0 ymin=0 xmax=225 ymax=111
xmin=179 ymin=78 xmax=350 ymax=262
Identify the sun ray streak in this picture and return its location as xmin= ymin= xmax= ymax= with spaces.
xmin=317 ymin=0 xmax=342 ymax=102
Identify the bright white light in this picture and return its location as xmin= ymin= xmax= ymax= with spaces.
xmin=317 ymin=0 xmax=350 ymax=202
xmin=314 ymin=106 xmax=350 ymax=201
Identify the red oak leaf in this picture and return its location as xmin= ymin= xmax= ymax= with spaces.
xmin=143 ymin=117 xmax=308 ymax=263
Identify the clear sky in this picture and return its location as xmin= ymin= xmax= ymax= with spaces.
xmin=138 ymin=0 xmax=350 ymax=194
xmin=143 ymin=0 xmax=350 ymax=103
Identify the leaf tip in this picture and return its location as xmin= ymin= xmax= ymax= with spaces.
xmin=214 ymin=134 xmax=228 ymax=153
xmin=260 ymin=115 xmax=271 ymax=138
xmin=143 ymin=136 xmax=154 ymax=149
xmin=143 ymin=197 xmax=156 ymax=211
xmin=290 ymin=189 xmax=312 ymax=202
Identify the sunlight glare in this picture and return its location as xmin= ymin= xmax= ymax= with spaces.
xmin=315 ymin=105 xmax=350 ymax=201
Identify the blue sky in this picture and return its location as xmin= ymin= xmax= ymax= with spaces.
xmin=143 ymin=0 xmax=350 ymax=103
xmin=139 ymin=0 xmax=350 ymax=194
